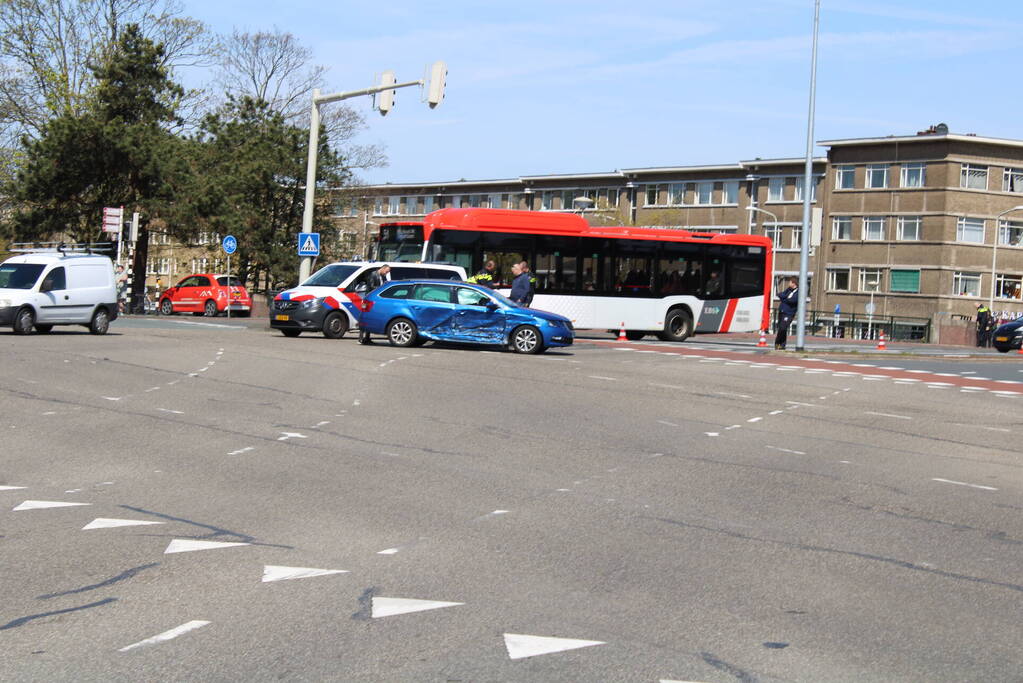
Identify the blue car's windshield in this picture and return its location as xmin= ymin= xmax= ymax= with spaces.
xmin=486 ymin=288 xmax=521 ymax=309
xmin=302 ymin=264 xmax=359 ymax=287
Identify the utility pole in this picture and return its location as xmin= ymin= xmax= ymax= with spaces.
xmin=795 ymin=0 xmax=820 ymax=351
xmin=299 ymin=62 xmax=447 ymax=283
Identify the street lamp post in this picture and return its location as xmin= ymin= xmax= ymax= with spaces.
xmin=747 ymin=205 xmax=779 ymax=333
xmin=299 ymin=62 xmax=446 ymax=283
xmin=795 ymin=0 xmax=821 ymax=351
xmin=990 ymin=205 xmax=1023 ymax=309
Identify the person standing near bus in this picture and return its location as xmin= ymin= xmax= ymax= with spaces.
xmin=518 ymin=260 xmax=535 ymax=305
xmin=510 ymin=263 xmax=531 ymax=305
xmin=775 ymin=276 xmax=798 ymax=350
xmin=469 ymin=259 xmax=499 ymax=288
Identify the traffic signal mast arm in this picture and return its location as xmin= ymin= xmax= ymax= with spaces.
xmin=312 ymin=79 xmax=422 ymax=107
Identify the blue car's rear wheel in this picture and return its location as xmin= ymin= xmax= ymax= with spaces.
xmin=511 ymin=325 xmax=544 ymax=354
xmin=387 ymin=318 xmax=418 ymax=347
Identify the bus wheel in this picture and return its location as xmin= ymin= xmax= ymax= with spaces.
xmin=625 ymin=330 xmax=645 ymax=341
xmin=658 ymin=309 xmax=693 ymax=342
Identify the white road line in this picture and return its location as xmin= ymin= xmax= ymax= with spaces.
xmin=865 ymin=411 xmax=912 ymax=420
xmin=167 ymin=319 xmax=238 ymax=329
xmin=277 ymin=432 xmax=308 ymax=441
xmin=588 ymin=375 xmax=617 ymax=381
xmin=786 ymin=401 xmax=814 ymax=407
xmin=992 ymin=390 xmax=1021 ymax=395
xmin=907 ymin=370 xmax=928 ymax=374
xmin=716 ymin=391 xmax=753 ymax=399
xmin=747 ymin=417 xmax=763 ymax=423
xmin=118 ymin=620 xmax=210 ymax=652
xmin=894 ymin=378 xmax=921 ymax=382
xmin=705 ymin=432 xmax=719 ymax=437
xmin=227 ymin=447 xmax=255 ymax=455
xmin=724 ymin=425 xmax=741 ymax=430
xmin=377 ymin=548 xmax=400 ymax=555
xmin=102 ymin=396 xmax=121 ymax=401
xmin=650 ymin=383 xmax=686 ymax=390
xmin=157 ymin=408 xmax=184 ymax=415
xmin=879 ymin=366 xmax=904 ymax=370
xmin=765 ymin=445 xmax=806 ymax=455
xmin=926 ymin=382 xmax=953 ymax=386
xmin=932 ymin=478 xmax=998 ymax=491
xmin=769 ymin=410 xmax=784 ymax=415
xmin=657 ymin=420 xmax=679 ymax=427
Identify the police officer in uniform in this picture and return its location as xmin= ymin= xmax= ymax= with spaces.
xmin=468 ymin=260 xmax=499 ymax=288
xmin=976 ymin=303 xmax=993 ymax=347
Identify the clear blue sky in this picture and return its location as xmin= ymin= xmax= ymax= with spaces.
xmin=180 ymin=0 xmax=1023 ymax=185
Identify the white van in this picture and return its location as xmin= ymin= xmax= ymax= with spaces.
xmin=269 ymin=261 xmax=466 ymax=338
xmin=0 ymin=252 xmax=119 ymax=334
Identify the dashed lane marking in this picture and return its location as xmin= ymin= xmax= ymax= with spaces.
xmin=118 ymin=620 xmax=210 ymax=652
xmin=227 ymin=447 xmax=255 ymax=455
xmin=277 ymin=432 xmax=308 ymax=441
xmin=588 ymin=375 xmax=618 ymax=381
xmin=261 ymin=565 xmax=348 ymax=583
xmin=865 ymin=411 xmax=912 ymax=420
xmin=657 ymin=420 xmax=680 ymax=427
xmin=0 ymin=485 xmax=27 ymax=491
xmin=766 ymin=445 xmax=806 ymax=455
xmin=932 ymin=478 xmax=998 ymax=491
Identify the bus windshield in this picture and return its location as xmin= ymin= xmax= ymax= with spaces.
xmin=302 ymin=264 xmax=360 ymax=287
xmin=376 ymin=225 xmax=423 ymax=262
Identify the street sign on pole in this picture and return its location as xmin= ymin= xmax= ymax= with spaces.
xmin=298 ymin=232 xmax=320 ymax=256
xmin=102 ymin=207 xmax=124 ymax=233
xmin=222 ymin=235 xmax=237 ymax=255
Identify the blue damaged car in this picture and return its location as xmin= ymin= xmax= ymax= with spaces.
xmin=358 ymin=280 xmax=574 ymax=354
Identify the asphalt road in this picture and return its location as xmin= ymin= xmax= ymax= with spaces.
xmin=2 ymin=319 xmax=1021 ymax=682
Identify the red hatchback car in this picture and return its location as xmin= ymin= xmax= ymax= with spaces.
xmin=158 ymin=274 xmax=252 ymax=317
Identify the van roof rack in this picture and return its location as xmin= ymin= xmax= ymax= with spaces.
xmin=8 ymin=241 xmax=114 ymax=255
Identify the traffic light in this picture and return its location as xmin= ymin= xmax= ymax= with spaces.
xmin=377 ymin=70 xmax=396 ymax=116
xmin=427 ymin=61 xmax=447 ymax=108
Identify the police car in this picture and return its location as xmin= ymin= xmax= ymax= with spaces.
xmin=270 ymin=262 xmax=467 ymax=338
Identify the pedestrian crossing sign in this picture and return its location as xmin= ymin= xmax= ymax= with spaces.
xmin=297 ymin=232 xmax=320 ymax=256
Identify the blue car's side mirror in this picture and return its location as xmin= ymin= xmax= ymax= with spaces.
xmin=485 ymin=301 xmax=499 ymax=311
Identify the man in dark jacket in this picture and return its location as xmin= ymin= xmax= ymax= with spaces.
xmin=518 ymin=260 xmax=535 ymax=305
xmin=359 ymin=265 xmax=391 ymax=344
xmin=510 ymin=263 xmax=531 ymax=305
xmin=775 ymin=276 xmax=798 ymax=350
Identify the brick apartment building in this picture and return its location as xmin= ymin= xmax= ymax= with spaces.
xmin=331 ymin=126 xmax=1023 ymax=337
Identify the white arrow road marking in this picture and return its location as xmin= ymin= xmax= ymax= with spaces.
xmin=277 ymin=432 xmax=308 ymax=441
xmin=164 ymin=539 xmax=250 ymax=554
xmin=83 ymin=518 xmax=165 ymax=530
xmin=261 ymin=565 xmax=348 ymax=583
xmin=503 ymin=633 xmax=606 ymax=660
xmin=13 ymin=500 xmax=90 ymax=511
xmin=371 ymin=597 xmax=463 ymax=618
xmin=0 ymin=485 xmax=27 ymax=491
xmin=118 ymin=620 xmax=210 ymax=652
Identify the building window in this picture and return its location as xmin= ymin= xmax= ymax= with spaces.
xmin=953 ymin=271 xmax=981 ymax=297
xmin=791 ymin=225 xmax=803 ymax=250
xmin=696 ymin=182 xmax=713 ymax=205
xmin=387 ymin=196 xmax=400 ymax=215
xmin=900 ymin=163 xmax=925 ymax=188
xmin=645 ymin=184 xmax=667 ymax=206
xmin=835 ymin=165 xmax=855 ymax=189
xmin=859 ymin=269 xmax=882 ymax=292
xmin=832 ymin=216 xmax=853 ymax=240
xmin=1004 ymin=168 xmax=1023 ymax=193
xmin=406 ymin=196 xmax=419 ymax=215
xmin=996 ymin=274 xmax=1022 ymax=299
xmin=890 ymin=269 xmax=920 ymax=293
xmin=827 ymin=268 xmax=850 ymax=291
xmin=863 ymin=217 xmax=886 ymax=240
xmin=961 ymin=164 xmax=988 ymax=190
xmin=793 ymin=177 xmax=817 ymax=202
xmin=764 ymin=224 xmax=782 ymax=246
xmin=866 ymin=164 xmax=888 ymax=189
xmin=897 ymin=216 xmax=921 ymax=241
xmin=423 ymin=196 xmax=435 ymax=213
xmin=767 ymin=177 xmax=785 ymax=201
xmin=541 ymin=191 xmax=555 ymax=210
xmin=373 ymin=198 xmax=383 ymax=216
xmin=489 ymin=193 xmax=502 ymax=209
xmin=598 ymin=188 xmax=619 ymax=208
xmin=667 ymin=183 xmax=684 ymax=205
xmin=723 ymin=181 xmax=738 ymax=204
xmin=999 ymin=220 xmax=1023 ymax=246
xmin=956 ymin=217 xmax=985 ymax=243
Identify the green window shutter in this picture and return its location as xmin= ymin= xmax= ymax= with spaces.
xmin=890 ymin=269 xmax=920 ymax=293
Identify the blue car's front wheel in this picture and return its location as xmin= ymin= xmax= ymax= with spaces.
xmin=510 ymin=325 xmax=544 ymax=354
xmin=387 ymin=317 xmax=418 ymax=347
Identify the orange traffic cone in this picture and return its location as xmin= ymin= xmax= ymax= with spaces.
xmin=1016 ymin=345 xmax=1023 ymax=355
xmin=877 ymin=330 xmax=887 ymax=350
xmin=617 ymin=322 xmax=627 ymax=342
xmin=756 ymin=329 xmax=768 ymax=347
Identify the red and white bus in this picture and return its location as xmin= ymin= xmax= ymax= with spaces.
xmin=375 ymin=208 xmax=772 ymax=341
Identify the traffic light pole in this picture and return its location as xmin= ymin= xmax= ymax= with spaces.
xmin=298 ymin=79 xmax=429 ymax=283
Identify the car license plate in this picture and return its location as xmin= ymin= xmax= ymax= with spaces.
xmin=995 ymin=336 xmax=1008 ymax=342
xmin=275 ymin=315 xmax=289 ymax=321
